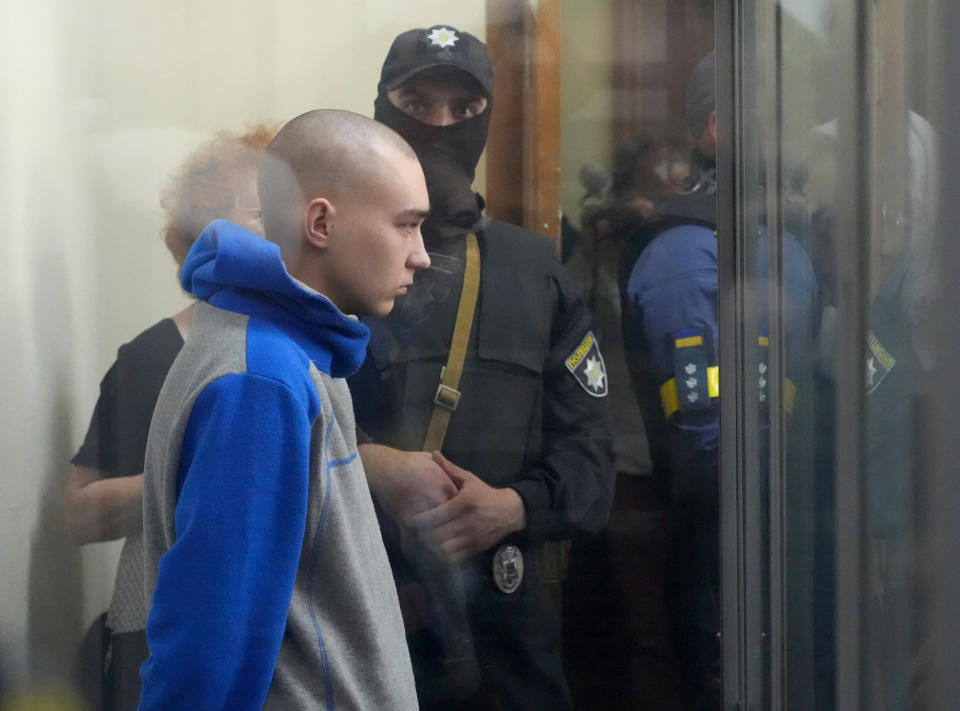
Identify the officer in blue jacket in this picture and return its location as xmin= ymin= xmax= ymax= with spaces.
xmin=619 ymin=51 xmax=818 ymax=710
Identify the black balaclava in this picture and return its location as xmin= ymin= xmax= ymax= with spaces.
xmin=374 ymin=25 xmax=495 ymax=242
xmin=374 ymin=92 xmax=491 ymax=238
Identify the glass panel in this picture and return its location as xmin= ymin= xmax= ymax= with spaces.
xmin=562 ymin=2 xmax=719 ymax=709
xmin=732 ymin=0 xmax=943 ymax=709
xmin=6 ymin=0 xmax=952 ymax=708
xmin=4 ymin=2 xmax=721 ymax=710
xmin=925 ymin=8 xmax=960 ymax=708
xmin=861 ymin=2 xmax=937 ymax=708
xmin=770 ymin=4 xmax=839 ymax=709
xmin=737 ymin=0 xmax=865 ymax=707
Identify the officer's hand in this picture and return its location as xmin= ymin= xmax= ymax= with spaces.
xmin=407 ymin=452 xmax=527 ymax=563
xmin=359 ymin=444 xmax=458 ymax=528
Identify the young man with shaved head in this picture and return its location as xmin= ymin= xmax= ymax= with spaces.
xmin=137 ymin=109 xmax=427 ymax=710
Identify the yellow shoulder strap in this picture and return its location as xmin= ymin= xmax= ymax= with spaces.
xmin=422 ymin=233 xmax=481 ymax=452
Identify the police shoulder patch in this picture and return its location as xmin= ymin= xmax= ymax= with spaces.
xmin=565 ymin=330 xmax=608 ymax=397
xmin=866 ymin=329 xmax=896 ymax=395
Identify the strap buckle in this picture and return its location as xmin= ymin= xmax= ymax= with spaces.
xmin=433 ymin=366 xmax=461 ymax=411
xmin=434 ymin=385 xmax=461 ymax=411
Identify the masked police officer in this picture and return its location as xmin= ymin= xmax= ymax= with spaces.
xmin=351 ymin=24 xmax=615 ymax=711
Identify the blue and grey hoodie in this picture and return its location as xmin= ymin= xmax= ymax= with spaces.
xmin=139 ymin=220 xmax=417 ymax=710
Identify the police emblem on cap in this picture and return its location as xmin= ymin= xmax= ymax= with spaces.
xmin=565 ymin=330 xmax=608 ymax=397
xmin=426 ymin=27 xmax=459 ymax=48
xmin=492 ymin=544 xmax=523 ymax=594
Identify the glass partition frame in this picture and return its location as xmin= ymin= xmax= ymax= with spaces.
xmin=717 ymin=0 xmax=764 ymax=708
xmin=718 ymin=1 xmax=875 ymax=709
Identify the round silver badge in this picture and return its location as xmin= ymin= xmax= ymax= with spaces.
xmin=492 ymin=544 xmax=524 ymax=594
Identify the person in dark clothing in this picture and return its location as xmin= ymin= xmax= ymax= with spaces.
xmin=351 ymin=24 xmax=616 ymax=711
xmin=63 ymin=125 xmax=275 ymax=711
xmin=617 ymin=59 xmax=723 ymax=710
xmin=806 ymin=108 xmax=938 ymax=711
xmin=619 ymin=149 xmax=722 ymax=711
xmin=562 ymin=133 xmax=693 ymax=711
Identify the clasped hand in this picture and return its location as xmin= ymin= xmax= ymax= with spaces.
xmin=362 ymin=447 xmax=527 ymax=563
xmin=406 ymin=452 xmax=527 ymax=564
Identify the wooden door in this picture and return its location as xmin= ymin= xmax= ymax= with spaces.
xmin=486 ymin=0 xmax=563 ymax=251
xmin=612 ymin=0 xmax=714 ymax=144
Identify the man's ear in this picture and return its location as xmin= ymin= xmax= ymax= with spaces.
xmin=304 ymin=197 xmax=335 ymax=249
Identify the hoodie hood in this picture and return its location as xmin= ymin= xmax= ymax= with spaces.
xmin=181 ymin=219 xmax=369 ymax=377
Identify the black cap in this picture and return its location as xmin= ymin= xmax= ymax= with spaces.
xmin=379 ymin=25 xmax=494 ymax=96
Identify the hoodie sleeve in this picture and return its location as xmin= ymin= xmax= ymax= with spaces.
xmin=139 ymin=373 xmax=313 ymax=711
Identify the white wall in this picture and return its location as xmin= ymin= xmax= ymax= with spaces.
xmin=560 ymin=0 xmax=615 ymax=228
xmin=0 ymin=0 xmax=484 ymax=688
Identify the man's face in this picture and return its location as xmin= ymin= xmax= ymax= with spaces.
xmin=386 ymin=66 xmax=489 ymax=127
xmin=323 ymin=149 xmax=431 ymax=317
